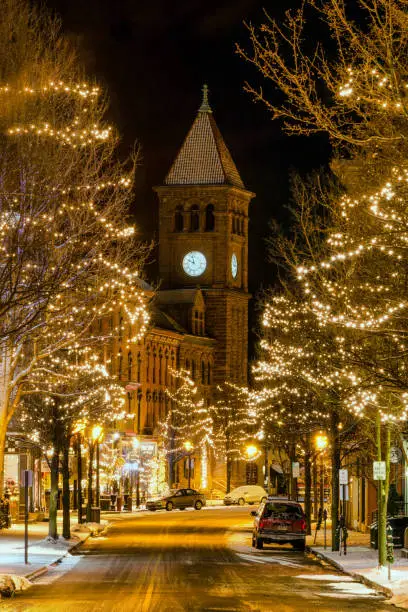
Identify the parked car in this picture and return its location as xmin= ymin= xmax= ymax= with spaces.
xmin=251 ymin=498 xmax=306 ymax=551
xmin=146 ymin=488 xmax=206 ymax=511
xmin=223 ymin=485 xmax=268 ymax=506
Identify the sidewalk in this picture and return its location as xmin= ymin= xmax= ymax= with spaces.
xmin=0 ymin=516 xmax=108 ymax=597
xmin=308 ymin=523 xmax=408 ymax=609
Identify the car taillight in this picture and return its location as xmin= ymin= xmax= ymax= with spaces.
xmin=300 ymin=519 xmax=306 ymax=532
xmin=259 ymin=519 xmax=267 ymax=530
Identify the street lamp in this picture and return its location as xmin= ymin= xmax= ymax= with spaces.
xmin=245 ymin=444 xmax=259 ymax=460
xmin=132 ymin=437 xmax=140 ymax=508
xmin=183 ymin=441 xmax=194 ymax=488
xmin=315 ymin=433 xmax=328 ymax=514
xmin=86 ymin=425 xmax=104 ymax=522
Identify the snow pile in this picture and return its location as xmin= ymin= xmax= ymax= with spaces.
xmin=0 ymin=574 xmax=32 ymax=597
xmin=71 ymin=521 xmax=107 ymax=535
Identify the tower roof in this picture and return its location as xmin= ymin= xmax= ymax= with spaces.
xmin=165 ymin=85 xmax=245 ymax=189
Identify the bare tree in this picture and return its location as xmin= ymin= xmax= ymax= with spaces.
xmin=0 ymin=0 xmax=150 ymax=494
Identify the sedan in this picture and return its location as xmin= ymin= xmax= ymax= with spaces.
xmin=146 ymin=488 xmax=206 ymax=511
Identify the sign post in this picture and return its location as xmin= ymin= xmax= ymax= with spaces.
xmin=22 ymin=469 xmax=33 ymax=564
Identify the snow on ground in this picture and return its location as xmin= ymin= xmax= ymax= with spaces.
xmin=0 ymin=574 xmax=32 ymax=597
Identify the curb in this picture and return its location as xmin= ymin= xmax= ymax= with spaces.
xmin=23 ymin=523 xmax=111 ymax=583
xmin=307 ymin=546 xmax=393 ymax=598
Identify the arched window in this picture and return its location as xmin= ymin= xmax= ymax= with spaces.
xmin=207 ymin=362 xmax=211 ymax=385
xmin=185 ymin=359 xmax=190 ymax=373
xmin=152 ymin=348 xmax=157 ymax=384
xmin=240 ymin=217 xmax=244 ymax=235
xmin=201 ymin=361 xmax=205 ymax=384
xmin=174 ymin=206 xmax=184 ymax=232
xmin=190 ymin=205 xmax=200 ymax=232
xmin=127 ymin=351 xmax=133 ymax=380
xmin=137 ymin=352 xmax=141 ymax=383
xmin=205 ymin=204 xmax=215 ymax=231
xmin=191 ymin=360 xmax=196 ymax=380
xmin=117 ymin=349 xmax=123 ymax=378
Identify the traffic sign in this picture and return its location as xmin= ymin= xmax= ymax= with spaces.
xmin=373 ymin=461 xmax=386 ymax=480
xmin=339 ymin=469 xmax=348 ymax=485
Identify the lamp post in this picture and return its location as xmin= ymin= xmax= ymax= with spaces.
xmin=86 ymin=425 xmax=103 ymax=522
xmin=132 ymin=437 xmax=141 ymax=508
xmin=183 ymin=441 xmax=193 ymax=488
xmin=245 ymin=444 xmax=259 ymax=486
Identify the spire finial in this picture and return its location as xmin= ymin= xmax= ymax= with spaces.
xmin=199 ymin=83 xmax=212 ymax=113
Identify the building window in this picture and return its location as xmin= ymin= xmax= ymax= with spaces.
xmin=205 ymin=204 xmax=215 ymax=231
xmin=146 ymin=347 xmax=150 ymax=382
xmin=152 ymin=348 xmax=157 ymax=384
xmin=127 ymin=351 xmax=133 ymax=380
xmin=194 ymin=310 xmax=199 ymax=335
xmin=174 ymin=206 xmax=184 ymax=232
xmin=137 ymin=352 xmax=141 ymax=383
xmin=207 ymin=362 xmax=211 ymax=385
xmin=185 ymin=358 xmax=190 ymax=373
xmin=190 ymin=205 xmax=200 ymax=232
xmin=191 ymin=360 xmax=196 ymax=380
xmin=201 ymin=361 xmax=205 ymax=384
xmin=199 ymin=312 xmax=204 ymax=335
xmin=117 ymin=349 xmax=123 ymax=378
xmin=127 ymin=392 xmax=132 ymax=413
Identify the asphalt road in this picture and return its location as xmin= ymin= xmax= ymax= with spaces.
xmin=3 ymin=507 xmax=392 ymax=612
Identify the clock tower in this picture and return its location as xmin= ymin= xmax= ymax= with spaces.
xmin=154 ymin=86 xmax=255 ymax=385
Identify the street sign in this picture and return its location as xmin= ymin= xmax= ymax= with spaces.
xmin=21 ymin=469 xmax=33 ymax=487
xmin=373 ymin=461 xmax=386 ymax=480
xmin=340 ymin=485 xmax=349 ymax=501
xmin=390 ymin=447 xmax=402 ymax=464
xmin=292 ymin=462 xmax=300 ymax=478
xmin=339 ymin=469 xmax=348 ymax=485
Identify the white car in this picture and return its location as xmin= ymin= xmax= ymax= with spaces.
xmin=224 ymin=485 xmax=268 ymax=506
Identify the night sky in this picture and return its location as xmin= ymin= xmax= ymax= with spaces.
xmin=45 ymin=0 xmax=330 ymax=344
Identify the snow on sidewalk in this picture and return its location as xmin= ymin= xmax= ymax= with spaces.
xmin=310 ymin=545 xmax=408 ymax=609
xmin=0 ymin=520 xmax=108 ymax=597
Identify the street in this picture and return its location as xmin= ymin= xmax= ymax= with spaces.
xmin=3 ymin=507 xmax=391 ymax=612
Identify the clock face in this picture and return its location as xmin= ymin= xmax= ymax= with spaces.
xmin=182 ymin=251 xmax=207 ymax=277
xmin=231 ymin=253 xmax=238 ymax=279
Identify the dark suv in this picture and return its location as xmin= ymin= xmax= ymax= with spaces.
xmin=251 ymin=498 xmax=306 ymax=551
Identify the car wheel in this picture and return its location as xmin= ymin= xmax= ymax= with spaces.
xmin=179 ymin=507 xmax=185 ymax=510
xmin=238 ymin=497 xmax=245 ymax=506
xmin=261 ymin=497 xmax=267 ymax=503
xmin=166 ymin=501 xmax=173 ymax=511
xmin=293 ymin=540 xmax=306 ymax=552
xmin=149 ymin=508 xmax=156 ymax=512
xmin=255 ymin=537 xmax=263 ymax=550
xmin=252 ymin=535 xmax=256 ymax=547
xmin=194 ymin=500 xmax=203 ymax=510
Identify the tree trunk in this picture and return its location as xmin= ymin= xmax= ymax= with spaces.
xmin=62 ymin=442 xmax=70 ymax=539
xmin=264 ymin=442 xmax=269 ymax=493
xmin=304 ymin=433 xmax=312 ymax=535
xmin=226 ymin=457 xmax=232 ymax=494
xmin=313 ymin=459 xmax=318 ymax=519
xmin=86 ymin=443 xmax=94 ymax=522
xmin=77 ymin=434 xmax=83 ymax=524
xmin=0 ymin=415 xmax=7 ymax=498
xmin=49 ymin=451 xmax=59 ymax=540
xmin=330 ymin=410 xmax=341 ymax=551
